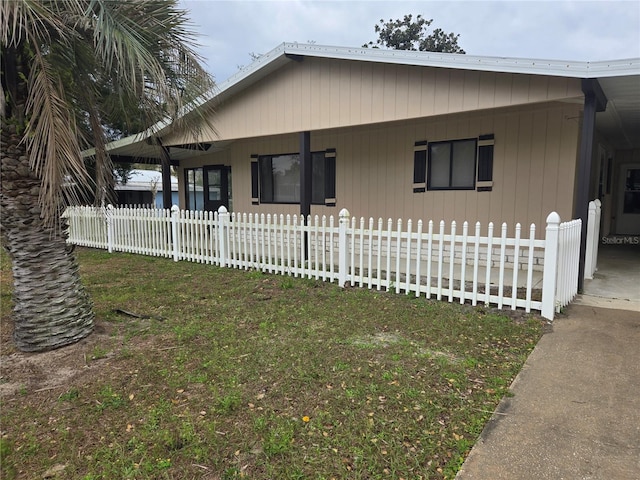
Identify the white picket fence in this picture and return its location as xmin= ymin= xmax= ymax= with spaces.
xmin=64 ymin=205 xmax=583 ymax=320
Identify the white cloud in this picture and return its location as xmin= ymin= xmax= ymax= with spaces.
xmin=179 ymin=0 xmax=640 ymax=80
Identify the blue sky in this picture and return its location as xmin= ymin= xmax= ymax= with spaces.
xmin=178 ymin=0 xmax=640 ymax=82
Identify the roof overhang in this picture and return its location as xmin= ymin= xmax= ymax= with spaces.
xmin=596 ymin=75 xmax=640 ymax=149
xmin=88 ymin=43 xmax=640 ymax=161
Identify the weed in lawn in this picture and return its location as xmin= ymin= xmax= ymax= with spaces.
xmin=246 ymin=269 xmax=264 ymax=280
xmin=333 ymin=360 xmax=350 ymax=371
xmin=462 ymin=356 xmax=480 ymax=369
xmin=143 ymin=400 xmax=172 ymax=432
xmin=96 ymin=385 xmax=125 ymax=411
xmin=58 ymin=388 xmax=80 ymax=402
xmin=253 ymin=415 xmax=268 ymax=433
xmin=381 ymin=370 xmax=394 ymax=381
xmin=216 ymin=390 xmax=242 ymax=415
xmin=258 ymin=320 xmax=275 ymax=331
xmin=223 ymin=467 xmax=242 ymax=479
xmin=344 ymin=387 xmax=358 ymax=399
xmin=89 ymin=345 xmax=109 ymax=360
xmin=186 ymin=371 xmax=209 ymax=384
xmin=173 ymin=321 xmax=204 ymax=343
xmin=262 ymin=418 xmax=295 ymax=457
xmin=280 ymin=277 xmax=295 ymax=289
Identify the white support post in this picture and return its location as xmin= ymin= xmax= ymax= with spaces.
xmin=584 ymin=201 xmax=597 ymax=279
xmin=541 ymin=212 xmax=561 ymax=321
xmin=218 ymin=206 xmax=229 ymax=267
xmin=106 ymin=204 xmax=114 ymax=254
xmin=171 ymin=205 xmax=180 ymax=262
xmin=593 ymin=198 xmax=601 ymax=274
xmin=338 ymin=208 xmax=350 ymax=287
xmin=584 ymin=198 xmax=602 ymax=281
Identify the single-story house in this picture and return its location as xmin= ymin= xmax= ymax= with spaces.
xmin=114 ymin=169 xmax=178 ymax=208
xmin=96 ymin=43 xmax=640 ymax=287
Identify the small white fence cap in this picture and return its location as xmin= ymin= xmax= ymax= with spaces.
xmin=546 ymin=211 xmax=561 ymax=224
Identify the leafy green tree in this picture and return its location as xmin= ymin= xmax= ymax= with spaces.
xmin=1 ymin=0 xmax=213 ymax=352
xmin=364 ymin=14 xmax=465 ymax=53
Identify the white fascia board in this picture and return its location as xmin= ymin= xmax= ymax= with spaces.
xmin=82 ymin=130 xmax=157 ymax=158
xmin=581 ymin=59 xmax=640 ymax=78
xmin=282 ymin=43 xmax=640 ymax=79
xmin=217 ymin=44 xmax=288 ymax=90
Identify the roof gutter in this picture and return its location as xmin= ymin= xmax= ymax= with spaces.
xmin=281 ymin=43 xmax=640 ymax=79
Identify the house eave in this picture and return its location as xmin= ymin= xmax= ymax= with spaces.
xmin=89 ymin=42 xmax=640 ymax=160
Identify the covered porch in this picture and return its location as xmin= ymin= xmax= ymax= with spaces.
xmin=578 ymin=244 xmax=640 ymax=310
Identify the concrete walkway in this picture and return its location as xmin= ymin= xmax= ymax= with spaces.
xmin=577 ymin=243 xmax=640 ymax=308
xmin=456 ymin=302 xmax=640 ymax=479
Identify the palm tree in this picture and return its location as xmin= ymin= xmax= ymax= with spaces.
xmin=1 ymin=0 xmax=214 ymax=352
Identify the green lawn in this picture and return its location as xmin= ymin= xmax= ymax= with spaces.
xmin=0 ymin=247 xmax=542 ymax=479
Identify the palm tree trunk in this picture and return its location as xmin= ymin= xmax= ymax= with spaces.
xmin=1 ymin=125 xmax=94 ymax=352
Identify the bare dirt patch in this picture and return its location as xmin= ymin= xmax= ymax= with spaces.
xmin=0 ymin=321 xmax=121 ymax=398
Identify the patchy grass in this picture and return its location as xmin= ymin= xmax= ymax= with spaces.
xmin=1 ymin=247 xmax=543 ymax=479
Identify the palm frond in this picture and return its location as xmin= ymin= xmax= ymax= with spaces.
xmin=86 ymin=0 xmax=214 ymax=135
xmin=0 ymin=0 xmax=74 ymax=48
xmin=25 ymin=44 xmax=92 ymax=223
xmin=85 ymin=99 xmax=114 ymax=207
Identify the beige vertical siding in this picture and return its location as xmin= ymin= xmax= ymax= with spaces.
xmin=179 ymin=102 xmax=581 ymax=238
xmin=164 ymin=57 xmax=583 ymax=145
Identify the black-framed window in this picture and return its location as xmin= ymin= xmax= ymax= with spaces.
xmin=414 ymin=135 xmax=494 ymax=193
xmin=428 ymin=138 xmax=477 ymax=190
xmin=256 ymin=151 xmax=331 ymax=205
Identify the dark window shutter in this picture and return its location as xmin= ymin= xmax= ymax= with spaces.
xmin=413 ymin=141 xmax=428 ymax=193
xmin=477 ymin=135 xmax=494 ymax=191
xmin=477 ymin=145 xmax=494 ymax=181
xmin=251 ymin=155 xmax=259 ymax=204
xmin=324 ymin=149 xmax=336 ymax=206
xmin=259 ymin=156 xmax=274 ymax=203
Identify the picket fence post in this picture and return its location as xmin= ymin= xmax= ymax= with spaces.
xmin=171 ymin=205 xmax=180 ymax=262
xmin=541 ymin=212 xmax=561 ymax=321
xmin=218 ymin=206 xmax=229 ymax=267
xmin=338 ymin=208 xmax=350 ymax=287
xmin=106 ymin=204 xmax=114 ymax=253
